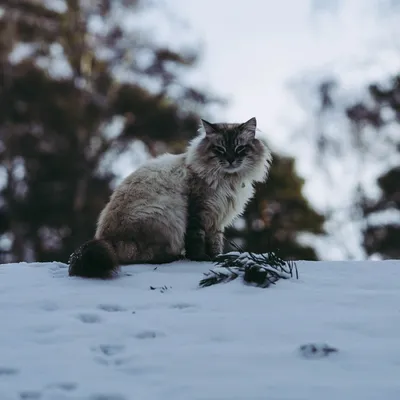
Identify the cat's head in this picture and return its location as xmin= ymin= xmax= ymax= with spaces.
xmin=197 ymin=117 xmax=265 ymax=174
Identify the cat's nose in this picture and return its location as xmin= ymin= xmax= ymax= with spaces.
xmin=226 ymin=156 xmax=235 ymax=164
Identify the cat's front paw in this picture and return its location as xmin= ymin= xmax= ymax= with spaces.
xmin=205 ymin=251 xmax=221 ymax=261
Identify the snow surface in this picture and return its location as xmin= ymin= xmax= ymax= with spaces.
xmin=1 ymin=259 xmax=400 ymax=400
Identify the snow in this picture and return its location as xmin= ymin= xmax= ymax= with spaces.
xmin=1 ymin=259 xmax=400 ymax=400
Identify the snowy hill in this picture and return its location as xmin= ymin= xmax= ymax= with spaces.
xmin=1 ymin=259 xmax=400 ymax=400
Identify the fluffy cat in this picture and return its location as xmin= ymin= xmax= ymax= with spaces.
xmin=68 ymin=117 xmax=272 ymax=278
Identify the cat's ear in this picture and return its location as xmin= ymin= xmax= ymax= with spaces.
xmin=201 ymin=119 xmax=218 ymax=136
xmin=239 ymin=117 xmax=257 ymax=141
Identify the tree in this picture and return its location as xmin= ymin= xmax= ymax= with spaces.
xmin=0 ymin=0 xmax=218 ymax=263
xmin=346 ymin=77 xmax=400 ymax=259
xmin=290 ymin=72 xmax=400 ymax=260
xmin=363 ymin=167 xmax=400 ymax=259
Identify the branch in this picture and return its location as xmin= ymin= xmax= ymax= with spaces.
xmin=199 ymin=242 xmax=299 ymax=289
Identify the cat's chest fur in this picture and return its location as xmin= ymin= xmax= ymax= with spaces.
xmin=202 ymin=179 xmax=254 ymax=229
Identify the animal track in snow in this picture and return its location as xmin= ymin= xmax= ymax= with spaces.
xmin=134 ymin=330 xmax=164 ymax=339
xmin=76 ymin=313 xmax=102 ymax=324
xmin=19 ymin=391 xmax=42 ymax=399
xmin=0 ymin=366 xmax=19 ymax=376
xmin=97 ymin=304 xmax=127 ymax=312
xmin=19 ymin=380 xmax=78 ymax=399
xmin=45 ymin=382 xmax=78 ymax=391
xmin=92 ymin=344 xmax=131 ymax=367
xmin=95 ymin=344 xmax=126 ymax=357
xmin=89 ymin=394 xmax=127 ymax=400
xmin=299 ymin=343 xmax=339 ymax=359
xmin=170 ymin=302 xmax=196 ymax=310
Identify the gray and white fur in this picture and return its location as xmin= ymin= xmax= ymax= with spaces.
xmin=68 ymin=117 xmax=272 ymax=278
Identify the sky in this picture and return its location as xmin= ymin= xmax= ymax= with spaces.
xmin=161 ymin=0 xmax=400 ymax=147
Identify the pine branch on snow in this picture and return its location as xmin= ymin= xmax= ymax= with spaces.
xmin=199 ymin=242 xmax=299 ymax=288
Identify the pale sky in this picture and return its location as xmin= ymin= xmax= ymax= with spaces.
xmin=165 ymin=0 xmax=400 ymax=139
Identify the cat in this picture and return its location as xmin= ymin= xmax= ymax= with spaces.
xmin=68 ymin=117 xmax=272 ymax=278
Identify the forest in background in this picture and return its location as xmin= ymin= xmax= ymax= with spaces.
xmin=294 ymin=75 xmax=400 ymax=260
xmin=0 ymin=0 xmax=398 ymax=264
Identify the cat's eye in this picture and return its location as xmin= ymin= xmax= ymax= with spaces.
xmin=235 ymin=145 xmax=247 ymax=154
xmin=213 ymin=146 xmax=226 ymax=155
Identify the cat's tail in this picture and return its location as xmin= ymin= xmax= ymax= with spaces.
xmin=68 ymin=239 xmax=119 ymax=279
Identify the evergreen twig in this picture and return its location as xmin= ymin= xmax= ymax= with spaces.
xmin=199 ymin=240 xmax=299 ymax=288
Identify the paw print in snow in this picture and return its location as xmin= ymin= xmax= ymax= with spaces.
xmin=299 ymin=343 xmax=339 ymax=359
